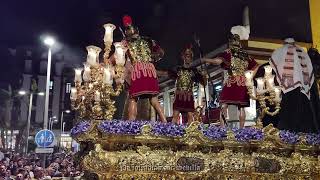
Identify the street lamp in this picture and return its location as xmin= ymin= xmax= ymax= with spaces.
xmin=18 ymin=90 xmax=45 ymax=154
xmin=18 ymin=90 xmax=27 ymax=95
xmin=43 ymin=36 xmax=55 ymax=130
xmin=60 ymin=110 xmax=70 ymax=150
xmin=49 ymin=116 xmax=57 ymax=130
xmin=44 ymin=37 xmax=55 ymax=47
xmin=38 ymin=92 xmax=45 ymax=96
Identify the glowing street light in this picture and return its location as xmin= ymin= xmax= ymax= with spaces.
xmin=38 ymin=92 xmax=45 ymax=96
xmin=18 ymin=90 xmax=27 ymax=95
xmin=43 ymin=36 xmax=55 ymax=47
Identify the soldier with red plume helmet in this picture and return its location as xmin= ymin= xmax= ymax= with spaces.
xmin=121 ymin=15 xmax=166 ymax=122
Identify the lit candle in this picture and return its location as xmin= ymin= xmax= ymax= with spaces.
xmin=244 ymin=70 xmax=254 ymax=86
xmin=86 ymin=45 xmax=102 ymax=66
xmin=264 ymin=65 xmax=272 ymax=78
xmin=274 ymin=86 xmax=281 ymax=102
xmin=83 ymin=63 xmax=91 ymax=82
xmin=245 ymin=70 xmax=253 ymax=80
xmin=95 ymin=91 xmax=101 ymax=102
xmin=114 ymin=42 xmax=127 ymax=66
xmin=74 ymin=68 xmax=82 ymax=83
xmin=70 ymin=87 xmax=77 ymax=100
xmin=256 ymin=78 xmax=265 ymax=94
xmin=103 ymin=24 xmax=116 ymax=43
xmin=266 ymin=75 xmax=275 ymax=89
xmin=103 ymin=66 xmax=113 ymax=85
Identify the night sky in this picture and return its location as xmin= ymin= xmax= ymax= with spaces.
xmin=0 ymin=0 xmax=312 ymax=84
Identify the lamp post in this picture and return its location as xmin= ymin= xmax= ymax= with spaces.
xmin=49 ymin=116 xmax=57 ymax=130
xmin=43 ymin=36 xmax=55 ymax=130
xmin=62 ymin=122 xmax=66 ymax=134
xmin=18 ymin=90 xmax=45 ymax=154
xmin=60 ymin=110 xmax=70 ymax=150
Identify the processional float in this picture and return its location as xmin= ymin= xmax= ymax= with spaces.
xmin=70 ymin=23 xmax=320 ymax=180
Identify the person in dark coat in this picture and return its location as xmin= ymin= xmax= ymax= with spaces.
xmin=270 ymin=39 xmax=320 ymax=133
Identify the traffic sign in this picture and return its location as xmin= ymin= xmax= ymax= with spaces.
xmin=35 ymin=130 xmax=55 ymax=148
xmin=35 ymin=148 xmax=54 ymax=154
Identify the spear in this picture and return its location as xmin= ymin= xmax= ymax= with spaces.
xmin=193 ymin=34 xmax=228 ymax=126
xmin=193 ymin=34 xmax=210 ymax=121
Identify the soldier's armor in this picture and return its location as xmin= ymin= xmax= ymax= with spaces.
xmin=127 ymin=37 xmax=152 ymax=64
xmin=176 ymin=69 xmax=194 ymax=92
xmin=228 ymin=48 xmax=250 ymax=76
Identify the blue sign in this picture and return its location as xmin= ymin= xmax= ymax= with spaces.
xmin=35 ymin=130 xmax=55 ymax=148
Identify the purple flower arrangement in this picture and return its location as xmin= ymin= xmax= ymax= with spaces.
xmin=71 ymin=119 xmax=320 ymax=147
xmin=151 ymin=122 xmax=186 ymax=137
xmin=98 ymin=120 xmax=148 ymax=135
xmin=305 ymin=133 xmax=320 ymax=146
xmin=98 ymin=120 xmax=186 ymax=137
xmin=279 ymin=130 xmax=299 ymax=144
xmin=70 ymin=121 xmax=91 ymax=136
xmin=232 ymin=128 xmax=264 ymax=142
xmin=199 ymin=124 xmax=227 ymax=140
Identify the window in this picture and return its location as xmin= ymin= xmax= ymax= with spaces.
xmin=66 ymin=83 xmax=71 ymax=93
xmin=50 ymin=81 xmax=54 ymax=90
xmin=158 ymin=96 xmax=164 ymax=107
xmin=215 ymin=85 xmax=222 ymax=91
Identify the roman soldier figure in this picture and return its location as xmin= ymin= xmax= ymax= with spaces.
xmin=170 ymin=45 xmax=205 ymax=124
xmin=204 ymin=27 xmax=258 ymax=128
xmin=122 ymin=15 xmax=166 ymax=122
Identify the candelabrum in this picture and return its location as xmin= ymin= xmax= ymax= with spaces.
xmin=70 ymin=23 xmax=128 ymax=121
xmin=245 ymin=65 xmax=282 ymax=128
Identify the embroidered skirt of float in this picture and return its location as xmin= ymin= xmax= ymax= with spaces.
xmin=128 ymin=61 xmax=159 ymax=98
xmin=219 ymin=75 xmax=250 ymax=107
xmin=173 ymin=90 xmax=195 ymax=112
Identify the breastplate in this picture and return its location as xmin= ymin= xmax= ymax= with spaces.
xmin=230 ymin=56 xmax=249 ymax=76
xmin=176 ymin=69 xmax=193 ymax=91
xmin=127 ymin=38 xmax=152 ymax=64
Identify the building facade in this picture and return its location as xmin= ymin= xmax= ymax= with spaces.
xmin=0 ymin=45 xmax=78 ymax=151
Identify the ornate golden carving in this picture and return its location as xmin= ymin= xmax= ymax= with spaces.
xmin=76 ymin=122 xmax=320 ymax=179
xmin=181 ymin=121 xmax=211 ymax=147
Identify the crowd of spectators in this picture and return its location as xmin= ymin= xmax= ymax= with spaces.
xmin=0 ymin=149 xmax=82 ymax=180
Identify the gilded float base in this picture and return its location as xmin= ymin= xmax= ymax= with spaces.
xmin=81 ymin=147 xmax=319 ymax=180
xmin=74 ymin=122 xmax=319 ymax=180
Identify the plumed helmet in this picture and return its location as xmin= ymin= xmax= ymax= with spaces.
xmin=122 ymin=15 xmax=139 ymax=37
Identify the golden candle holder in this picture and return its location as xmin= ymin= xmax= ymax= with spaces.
xmin=70 ymin=23 xmax=127 ymax=121
xmin=245 ymin=65 xmax=282 ymax=129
